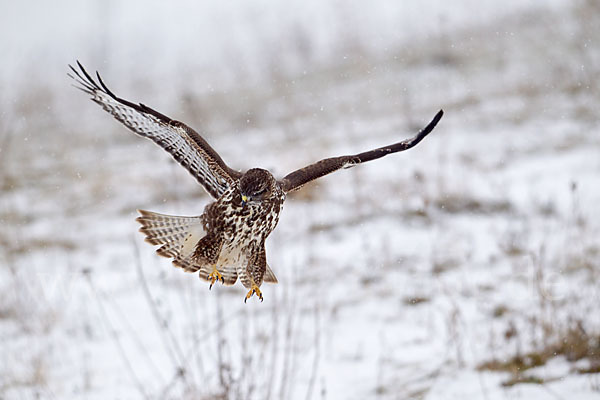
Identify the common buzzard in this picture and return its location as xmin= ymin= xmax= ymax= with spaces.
xmin=69 ymin=61 xmax=443 ymax=302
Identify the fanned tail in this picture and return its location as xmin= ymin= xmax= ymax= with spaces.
xmin=135 ymin=210 xmax=274 ymax=286
xmin=136 ymin=209 xmax=206 ymax=272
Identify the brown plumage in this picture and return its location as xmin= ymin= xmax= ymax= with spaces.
xmin=69 ymin=61 xmax=443 ymax=302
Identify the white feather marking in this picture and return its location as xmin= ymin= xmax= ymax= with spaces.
xmin=180 ymin=223 xmax=206 ymax=257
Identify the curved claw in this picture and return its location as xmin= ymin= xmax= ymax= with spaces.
xmin=244 ymin=285 xmax=263 ymax=303
xmin=207 ymin=269 xmax=223 ymax=290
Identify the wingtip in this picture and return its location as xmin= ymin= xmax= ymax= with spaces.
xmin=67 ymin=62 xmax=81 ymax=79
xmin=425 ymin=109 xmax=444 ymax=132
xmin=406 ymin=108 xmax=444 ymax=145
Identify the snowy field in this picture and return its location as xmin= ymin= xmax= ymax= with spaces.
xmin=1 ymin=1 xmax=599 ymax=399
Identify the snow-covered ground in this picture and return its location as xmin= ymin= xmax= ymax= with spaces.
xmin=1 ymin=1 xmax=599 ymax=399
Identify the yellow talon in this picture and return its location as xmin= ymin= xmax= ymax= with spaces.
xmin=244 ymin=284 xmax=263 ymax=303
xmin=207 ymin=269 xmax=224 ymax=290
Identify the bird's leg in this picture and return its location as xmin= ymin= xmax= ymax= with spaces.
xmin=244 ymin=284 xmax=263 ymax=303
xmin=207 ymin=267 xmax=224 ymax=290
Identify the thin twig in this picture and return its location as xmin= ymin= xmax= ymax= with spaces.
xmin=215 ymin=288 xmax=228 ymax=393
xmin=160 ymin=295 xmax=246 ymax=398
xmin=187 ymin=277 xmax=205 ymax=385
xmin=106 ymin=292 xmax=166 ymax=383
xmin=264 ymin=282 xmax=280 ymax=400
xmin=305 ymin=300 xmax=321 ymax=400
xmin=132 ymin=237 xmax=187 ymax=376
xmin=85 ymin=272 xmax=150 ymax=400
xmin=279 ymin=263 xmax=299 ymax=400
xmin=239 ymin=304 xmax=250 ymax=399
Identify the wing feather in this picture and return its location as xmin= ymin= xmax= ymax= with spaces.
xmin=68 ymin=61 xmax=241 ymax=199
xmin=279 ymin=110 xmax=443 ymax=192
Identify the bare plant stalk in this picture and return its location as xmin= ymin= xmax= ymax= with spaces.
xmin=264 ymin=284 xmax=280 ymax=400
xmin=215 ymin=288 xmax=231 ymax=396
xmin=278 ymin=263 xmax=299 ymax=399
xmin=188 ymin=278 xmax=206 ymax=384
xmin=305 ymin=300 xmax=321 ymax=400
xmin=238 ymin=304 xmax=250 ymax=399
xmin=106 ymin=292 xmax=166 ymax=383
xmin=131 ymin=237 xmax=187 ymax=381
xmin=160 ymin=305 xmax=245 ymax=397
xmin=85 ymin=273 xmax=150 ymax=400
xmin=440 ymin=282 xmax=465 ymax=367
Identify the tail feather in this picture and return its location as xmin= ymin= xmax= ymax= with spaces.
xmin=264 ymin=264 xmax=278 ymax=284
xmin=197 ymin=263 xmax=238 ymax=286
xmin=136 ymin=209 xmax=276 ymax=286
xmin=136 ymin=209 xmax=206 ymax=272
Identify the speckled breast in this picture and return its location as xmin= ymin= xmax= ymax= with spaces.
xmin=205 ymin=186 xmax=285 ymax=248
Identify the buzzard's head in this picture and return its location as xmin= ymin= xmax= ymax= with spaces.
xmin=239 ymin=168 xmax=277 ymax=206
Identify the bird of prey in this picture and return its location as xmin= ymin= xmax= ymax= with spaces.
xmin=69 ymin=61 xmax=443 ymax=302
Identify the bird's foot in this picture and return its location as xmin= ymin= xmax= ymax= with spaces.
xmin=207 ymin=269 xmax=224 ymax=290
xmin=244 ymin=284 xmax=263 ymax=303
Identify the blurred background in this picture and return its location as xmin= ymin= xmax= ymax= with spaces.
xmin=1 ymin=0 xmax=599 ymax=399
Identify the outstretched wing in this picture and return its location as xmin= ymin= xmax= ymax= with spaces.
xmin=68 ymin=61 xmax=241 ymax=199
xmin=279 ymin=110 xmax=443 ymax=192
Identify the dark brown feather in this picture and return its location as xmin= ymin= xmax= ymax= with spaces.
xmin=279 ymin=110 xmax=443 ymax=192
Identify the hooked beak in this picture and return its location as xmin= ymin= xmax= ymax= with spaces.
xmin=241 ymin=194 xmax=248 ymax=207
